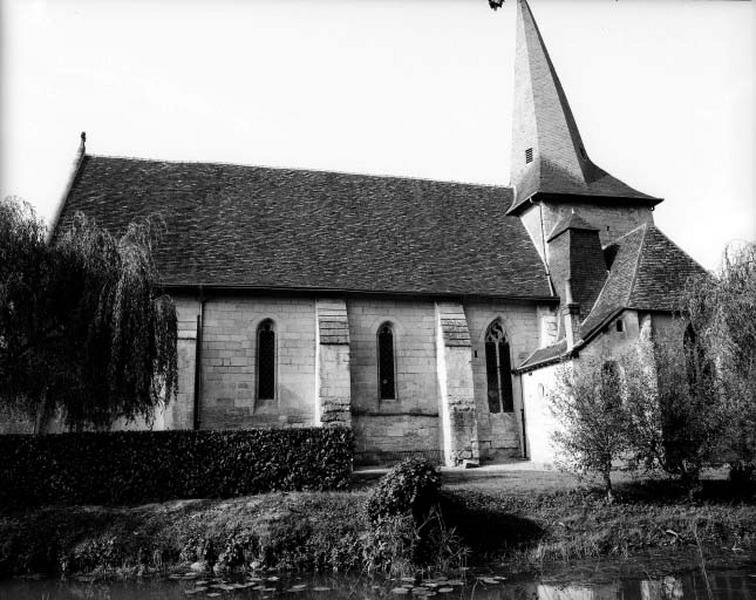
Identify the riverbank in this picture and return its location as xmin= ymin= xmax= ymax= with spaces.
xmin=1 ymin=472 xmax=754 ymax=580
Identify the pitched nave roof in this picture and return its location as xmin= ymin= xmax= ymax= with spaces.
xmin=56 ymin=155 xmax=554 ymax=299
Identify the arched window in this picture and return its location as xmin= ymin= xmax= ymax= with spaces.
xmin=485 ymin=320 xmax=514 ymax=413
xmin=377 ymin=323 xmax=396 ymax=400
xmin=257 ymin=319 xmax=276 ymax=400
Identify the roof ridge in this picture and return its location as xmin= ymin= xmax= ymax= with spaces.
xmin=625 ymin=223 xmax=649 ymax=307
xmin=580 ymin=223 xmax=647 ymax=330
xmin=601 ymin=221 xmax=649 ymax=250
xmin=644 ymin=223 xmax=711 ymax=275
xmin=580 ymin=267 xmax=612 ymax=328
xmin=85 ymin=153 xmax=510 ymax=191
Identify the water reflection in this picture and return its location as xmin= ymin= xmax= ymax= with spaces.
xmin=0 ymin=569 xmax=753 ymax=600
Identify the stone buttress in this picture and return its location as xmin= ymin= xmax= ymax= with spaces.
xmin=435 ymin=302 xmax=480 ymax=466
xmin=316 ymin=299 xmax=352 ymax=427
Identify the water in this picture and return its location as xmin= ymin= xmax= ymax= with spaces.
xmin=1 ymin=568 xmax=754 ymax=600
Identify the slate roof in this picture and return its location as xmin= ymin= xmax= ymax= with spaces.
xmin=508 ymin=1 xmax=661 ymax=213
xmin=518 ymin=223 xmax=710 ymax=372
xmin=54 ymin=155 xmax=554 ymax=298
xmin=518 ymin=339 xmax=568 ymax=371
xmin=582 ymin=224 xmax=711 ymax=335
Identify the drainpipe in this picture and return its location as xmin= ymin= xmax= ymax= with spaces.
xmin=193 ymin=289 xmax=205 ymax=430
xmin=519 ymin=375 xmax=528 ymax=459
xmin=535 ymin=200 xmax=556 ymax=297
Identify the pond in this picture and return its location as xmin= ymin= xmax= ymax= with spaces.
xmin=1 ymin=567 xmax=754 ymax=600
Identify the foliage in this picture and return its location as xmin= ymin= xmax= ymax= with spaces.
xmin=362 ymin=458 xmax=466 ymax=575
xmin=1 ymin=477 xmax=754 ymax=580
xmin=0 ymin=427 xmax=354 ymax=508
xmin=625 ymin=340 xmax=718 ymax=484
xmin=548 ymin=355 xmax=653 ymax=499
xmin=364 ymin=457 xmax=441 ymax=525
xmin=0 ymin=196 xmax=178 ymax=430
xmin=360 ymin=513 xmax=417 ymax=575
xmin=683 ymin=243 xmax=756 ymax=483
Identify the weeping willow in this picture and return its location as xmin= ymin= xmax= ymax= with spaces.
xmin=0 ymin=197 xmax=178 ymax=431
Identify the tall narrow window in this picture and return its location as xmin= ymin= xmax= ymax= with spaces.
xmin=377 ymin=323 xmax=396 ymax=400
xmin=485 ymin=320 xmax=514 ymax=413
xmin=257 ymin=319 xmax=276 ymax=400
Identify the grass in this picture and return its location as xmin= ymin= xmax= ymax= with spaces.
xmin=1 ymin=469 xmax=753 ymax=580
xmin=0 ymin=492 xmax=370 ymax=579
xmin=440 ymin=469 xmax=755 ymax=572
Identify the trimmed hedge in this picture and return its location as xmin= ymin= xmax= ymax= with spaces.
xmin=0 ymin=428 xmax=354 ymax=508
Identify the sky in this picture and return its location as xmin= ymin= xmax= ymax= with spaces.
xmin=1 ymin=0 xmax=754 ymax=272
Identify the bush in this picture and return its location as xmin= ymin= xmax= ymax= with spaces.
xmin=364 ymin=457 xmax=440 ymax=526
xmin=0 ymin=427 xmax=353 ymax=508
xmin=549 ymin=356 xmax=648 ymax=500
xmin=363 ymin=459 xmax=468 ymax=575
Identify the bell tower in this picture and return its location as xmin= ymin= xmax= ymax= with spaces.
xmin=509 ymin=0 xmax=662 ymax=262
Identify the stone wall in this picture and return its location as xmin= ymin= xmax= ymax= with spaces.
xmin=520 ymin=201 xmax=654 ymax=261
xmin=522 ymin=309 xmax=662 ymax=465
xmin=521 ymin=362 xmax=562 ymax=465
xmin=347 ymin=298 xmax=442 ymax=464
xmin=464 ymin=300 xmax=540 ymax=461
xmin=1 ymin=291 xmax=553 ymax=468
xmin=436 ymin=302 xmax=478 ymax=465
xmin=316 ymin=299 xmax=351 ymax=427
xmin=198 ymin=296 xmax=317 ymax=429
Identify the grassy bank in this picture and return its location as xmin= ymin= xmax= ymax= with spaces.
xmin=1 ymin=472 xmax=754 ymax=579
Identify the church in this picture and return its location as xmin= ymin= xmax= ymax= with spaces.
xmin=48 ymin=0 xmax=707 ymax=466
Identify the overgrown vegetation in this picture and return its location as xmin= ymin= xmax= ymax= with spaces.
xmin=549 ymin=355 xmax=652 ymax=500
xmin=1 ymin=472 xmax=753 ymax=580
xmin=0 ymin=196 xmax=177 ymax=431
xmin=549 ymin=243 xmax=756 ymax=495
xmin=363 ymin=458 xmax=467 ymax=576
xmin=685 ymin=243 xmax=756 ymax=485
xmin=441 ymin=478 xmax=755 ymax=569
xmin=0 ymin=428 xmax=354 ymax=508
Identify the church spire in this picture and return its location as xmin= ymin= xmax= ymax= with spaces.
xmin=508 ymin=0 xmax=660 ymax=214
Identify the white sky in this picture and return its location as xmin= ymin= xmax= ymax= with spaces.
xmin=1 ymin=0 xmax=754 ymax=272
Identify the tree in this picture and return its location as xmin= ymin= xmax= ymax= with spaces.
xmin=0 ymin=196 xmax=178 ymax=431
xmin=548 ymin=355 xmax=651 ymax=500
xmin=684 ymin=243 xmax=756 ymax=483
xmin=625 ymin=340 xmax=718 ymax=485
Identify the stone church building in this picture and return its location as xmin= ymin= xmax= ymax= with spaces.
xmin=47 ymin=0 xmax=707 ymax=466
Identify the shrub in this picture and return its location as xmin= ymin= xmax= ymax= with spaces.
xmin=549 ymin=357 xmax=641 ymax=500
xmin=0 ymin=427 xmax=353 ymax=508
xmin=364 ymin=457 xmax=440 ymax=525
xmin=363 ymin=458 xmax=468 ymax=575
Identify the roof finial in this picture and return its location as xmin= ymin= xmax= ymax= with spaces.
xmin=79 ymin=131 xmax=86 ymax=156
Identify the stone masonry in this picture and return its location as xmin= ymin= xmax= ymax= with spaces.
xmin=316 ymin=299 xmax=351 ymax=428
xmin=435 ymin=302 xmax=479 ymax=466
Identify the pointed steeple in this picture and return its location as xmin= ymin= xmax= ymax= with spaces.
xmin=508 ymin=0 xmax=660 ymax=213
